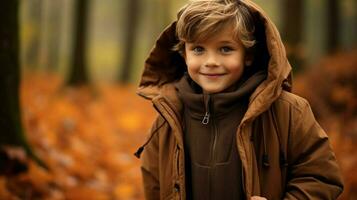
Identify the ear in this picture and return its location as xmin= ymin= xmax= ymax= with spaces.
xmin=245 ymin=54 xmax=254 ymax=66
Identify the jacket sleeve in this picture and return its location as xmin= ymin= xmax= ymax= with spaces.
xmin=140 ymin=115 xmax=166 ymax=200
xmin=284 ymin=99 xmax=344 ymax=200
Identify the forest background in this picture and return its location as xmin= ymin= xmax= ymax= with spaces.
xmin=0 ymin=0 xmax=356 ymax=199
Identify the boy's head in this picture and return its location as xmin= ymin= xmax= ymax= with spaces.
xmin=175 ymin=0 xmax=256 ymax=54
xmin=174 ymin=0 xmax=257 ymax=94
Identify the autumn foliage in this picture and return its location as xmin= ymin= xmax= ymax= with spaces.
xmin=1 ymin=73 xmax=156 ymax=199
xmin=294 ymin=50 xmax=357 ymax=199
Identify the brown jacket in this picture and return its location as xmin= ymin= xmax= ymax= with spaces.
xmin=135 ymin=0 xmax=343 ymax=199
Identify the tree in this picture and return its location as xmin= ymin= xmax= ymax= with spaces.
xmin=281 ymin=0 xmax=304 ymax=69
xmin=118 ymin=0 xmax=140 ymax=83
xmin=47 ymin=1 xmax=63 ymax=71
xmin=0 ymin=0 xmax=45 ymax=173
xmin=66 ymin=0 xmax=90 ymax=86
xmin=326 ymin=0 xmax=340 ymax=53
xmin=24 ymin=0 xmax=43 ymax=70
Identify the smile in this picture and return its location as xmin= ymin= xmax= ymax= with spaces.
xmin=199 ymin=73 xmax=226 ymax=77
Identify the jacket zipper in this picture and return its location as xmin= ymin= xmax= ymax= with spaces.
xmin=209 ymin=118 xmax=218 ymax=199
xmin=238 ymin=124 xmax=247 ymax=198
xmin=202 ymin=95 xmax=218 ymax=199
xmin=157 ymin=99 xmax=183 ymax=199
xmin=148 ymin=98 xmax=187 ymax=199
xmin=202 ymin=94 xmax=211 ymax=124
xmin=202 ymin=112 xmax=210 ymax=124
xmin=174 ymin=145 xmax=181 ymax=200
xmin=175 ymin=146 xmax=180 ymax=176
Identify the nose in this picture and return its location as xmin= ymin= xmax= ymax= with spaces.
xmin=203 ymin=52 xmax=220 ymax=68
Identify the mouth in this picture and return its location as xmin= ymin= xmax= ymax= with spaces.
xmin=199 ymin=73 xmax=226 ymax=77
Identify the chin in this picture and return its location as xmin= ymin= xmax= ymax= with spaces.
xmin=203 ymin=88 xmax=224 ymax=94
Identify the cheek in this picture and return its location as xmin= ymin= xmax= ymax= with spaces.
xmin=185 ymin=56 xmax=201 ymax=72
xmin=187 ymin=64 xmax=199 ymax=80
xmin=225 ymin=59 xmax=245 ymax=73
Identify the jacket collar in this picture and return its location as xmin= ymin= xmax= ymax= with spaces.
xmin=175 ymin=71 xmax=267 ymax=121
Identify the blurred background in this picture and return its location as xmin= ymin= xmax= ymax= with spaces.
xmin=0 ymin=0 xmax=356 ymax=199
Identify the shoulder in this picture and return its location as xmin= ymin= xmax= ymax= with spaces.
xmin=273 ymin=91 xmax=311 ymax=114
xmin=273 ymin=91 xmax=320 ymax=136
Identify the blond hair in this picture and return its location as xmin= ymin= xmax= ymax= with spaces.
xmin=174 ymin=0 xmax=256 ymax=53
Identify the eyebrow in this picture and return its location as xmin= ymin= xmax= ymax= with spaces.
xmin=186 ymin=40 xmax=237 ymax=46
xmin=218 ymin=40 xmax=237 ymax=44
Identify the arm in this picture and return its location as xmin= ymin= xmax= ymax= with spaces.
xmin=140 ymin=116 xmax=165 ymax=200
xmin=284 ymin=100 xmax=344 ymax=199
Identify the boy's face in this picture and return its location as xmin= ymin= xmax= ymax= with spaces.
xmin=184 ymin=26 xmax=250 ymax=94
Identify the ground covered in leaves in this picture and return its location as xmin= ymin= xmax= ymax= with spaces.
xmin=1 ymin=73 xmax=156 ymax=200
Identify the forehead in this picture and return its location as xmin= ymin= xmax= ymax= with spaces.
xmin=193 ymin=26 xmax=238 ymax=44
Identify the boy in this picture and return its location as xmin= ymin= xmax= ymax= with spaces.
xmin=135 ymin=0 xmax=343 ymax=199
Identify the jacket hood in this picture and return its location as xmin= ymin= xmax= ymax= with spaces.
xmin=137 ymin=0 xmax=292 ymax=123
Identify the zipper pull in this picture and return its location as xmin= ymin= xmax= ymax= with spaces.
xmin=202 ymin=93 xmax=211 ymax=125
xmin=202 ymin=112 xmax=210 ymax=124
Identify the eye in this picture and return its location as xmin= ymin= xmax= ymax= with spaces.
xmin=220 ymin=46 xmax=234 ymax=53
xmin=192 ymin=46 xmax=204 ymax=54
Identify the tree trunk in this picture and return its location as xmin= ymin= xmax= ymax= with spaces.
xmin=326 ymin=0 xmax=340 ymax=53
xmin=47 ymin=1 xmax=63 ymax=71
xmin=118 ymin=0 xmax=140 ymax=83
xmin=67 ymin=0 xmax=90 ymax=86
xmin=0 ymin=0 xmax=45 ymax=173
xmin=281 ymin=0 xmax=304 ymax=69
xmin=25 ymin=0 xmax=43 ymax=70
